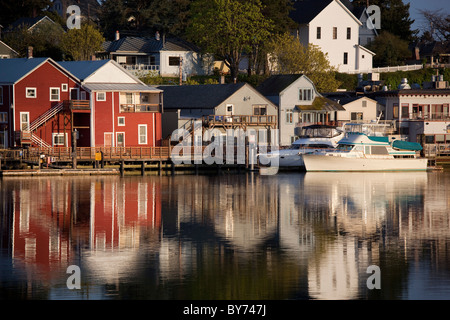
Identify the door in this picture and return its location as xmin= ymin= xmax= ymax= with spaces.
xmin=116 ymin=132 xmax=125 ymax=147
xmin=70 ymin=88 xmax=79 ymax=100
xmin=20 ymin=112 xmax=30 ymax=131
xmin=104 ymin=132 xmax=113 ymax=147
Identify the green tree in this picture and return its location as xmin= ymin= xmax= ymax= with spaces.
xmin=61 ymin=24 xmax=105 ymax=61
xmin=268 ymin=33 xmax=341 ymax=92
xmin=3 ymin=19 xmax=64 ymax=60
xmin=367 ymin=31 xmax=411 ymax=67
xmin=98 ymin=0 xmax=129 ymax=39
xmin=187 ymin=0 xmax=273 ymax=81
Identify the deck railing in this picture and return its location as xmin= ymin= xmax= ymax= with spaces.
xmin=64 ymin=100 xmax=90 ymax=111
xmin=120 ymin=104 xmax=161 ymax=113
xmin=203 ymin=115 xmax=277 ymax=127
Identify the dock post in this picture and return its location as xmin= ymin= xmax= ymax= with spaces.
xmin=158 ymin=161 xmax=162 ymax=176
xmin=171 ymin=161 xmax=175 ymax=176
xmin=141 ymin=161 xmax=145 ymax=176
xmin=120 ymin=160 xmax=124 ymax=177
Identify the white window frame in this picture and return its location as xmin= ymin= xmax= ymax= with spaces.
xmin=52 ymin=133 xmax=67 ymax=146
xmin=80 ymin=91 xmax=86 ymax=100
xmin=96 ymin=92 xmax=106 ymax=101
xmin=50 ymin=87 xmax=60 ymax=101
xmin=0 ymin=112 xmax=7 ymax=123
xmin=62 ymin=84 xmax=68 ymax=92
xmin=20 ymin=112 xmax=29 ymax=131
xmin=286 ymin=109 xmax=293 ymax=124
xmin=26 ymin=87 xmax=37 ymax=98
xmin=116 ymin=132 xmax=125 ymax=147
xmin=118 ymin=116 xmax=125 ymax=126
xmin=104 ymin=132 xmax=114 ymax=147
xmin=138 ymin=124 xmax=147 ymax=145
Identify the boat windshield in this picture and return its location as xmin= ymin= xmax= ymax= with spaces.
xmin=337 ymin=144 xmax=354 ymax=152
xmin=289 ymin=144 xmax=302 ymax=150
xmin=298 ymin=126 xmax=342 ymax=138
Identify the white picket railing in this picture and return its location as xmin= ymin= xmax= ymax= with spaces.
xmin=346 ymin=64 xmax=424 ymax=74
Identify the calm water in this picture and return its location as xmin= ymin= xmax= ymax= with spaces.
xmin=0 ymin=171 xmax=449 ymax=300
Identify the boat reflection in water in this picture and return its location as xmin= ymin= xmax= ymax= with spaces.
xmin=1 ymin=171 xmax=450 ymax=300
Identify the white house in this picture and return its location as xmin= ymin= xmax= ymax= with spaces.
xmin=99 ymin=32 xmax=214 ymax=78
xmin=290 ymin=0 xmax=375 ymax=73
xmin=257 ymin=74 xmax=344 ymax=146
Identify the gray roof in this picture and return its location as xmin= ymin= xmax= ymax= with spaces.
xmin=83 ymin=83 xmax=161 ymax=92
xmin=157 ymin=83 xmax=247 ymax=109
xmin=103 ymin=36 xmax=200 ymax=54
xmin=257 ymin=74 xmax=304 ymax=96
xmin=0 ymin=57 xmax=49 ymax=83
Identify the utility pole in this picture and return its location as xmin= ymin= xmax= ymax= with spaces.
xmin=179 ymin=57 xmax=183 ymax=85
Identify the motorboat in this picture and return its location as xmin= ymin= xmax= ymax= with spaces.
xmin=258 ymin=125 xmax=344 ymax=168
xmin=302 ymin=132 xmax=428 ymax=172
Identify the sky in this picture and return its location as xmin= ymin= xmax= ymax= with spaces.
xmin=405 ymin=0 xmax=450 ymax=34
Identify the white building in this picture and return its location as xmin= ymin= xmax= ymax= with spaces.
xmin=290 ymin=0 xmax=375 ymax=73
xmin=257 ymin=74 xmax=344 ymax=146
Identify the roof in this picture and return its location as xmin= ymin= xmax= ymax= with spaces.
xmin=0 ymin=40 xmax=19 ymax=56
xmin=0 ymin=57 xmax=50 ymax=84
xmin=257 ymin=74 xmax=304 ymax=96
xmin=290 ymin=0 xmax=361 ymax=25
xmin=83 ymin=83 xmax=161 ymax=92
xmin=102 ymin=36 xmax=200 ymax=54
xmin=157 ymin=83 xmax=248 ymax=109
xmin=57 ymin=60 xmax=111 ymax=81
xmin=295 ymin=96 xmax=345 ymax=111
xmin=10 ymin=16 xmax=56 ymax=31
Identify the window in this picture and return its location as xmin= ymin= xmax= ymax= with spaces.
xmin=0 ymin=112 xmax=7 ymax=123
xmin=362 ymin=100 xmax=367 ymax=108
xmin=118 ymin=117 xmax=125 ymax=126
xmin=169 ymin=56 xmax=181 ymax=66
xmin=97 ymin=92 xmax=106 ymax=101
xmin=126 ymin=93 xmax=133 ymax=104
xmin=116 ymin=132 xmax=125 ymax=147
xmin=393 ymin=103 xmax=399 ymax=119
xmin=401 ymin=103 xmax=409 ymax=119
xmin=347 ymin=27 xmax=351 ymax=40
xmin=26 ymin=87 xmax=37 ymax=98
xmin=343 ymin=52 xmax=348 ymax=65
xmin=317 ymin=27 xmax=321 ymax=39
xmin=333 ymin=27 xmax=337 ymax=39
xmin=351 ymin=112 xmax=363 ymax=120
xmin=62 ymin=84 xmax=68 ymax=92
xmin=0 ymin=86 xmax=3 ymax=104
xmin=253 ymin=105 xmax=267 ymax=115
xmin=227 ymin=104 xmax=233 ymax=113
xmin=50 ymin=87 xmax=60 ymax=101
xmin=299 ymin=89 xmax=312 ymax=101
xmin=52 ymin=133 xmax=66 ymax=146
xmin=139 ymin=124 xmax=147 ymax=144
xmin=286 ymin=109 xmax=293 ymax=124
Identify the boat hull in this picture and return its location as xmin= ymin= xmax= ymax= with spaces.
xmin=303 ymin=154 xmax=428 ymax=172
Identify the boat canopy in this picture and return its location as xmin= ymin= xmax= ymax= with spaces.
xmin=392 ymin=140 xmax=423 ymax=151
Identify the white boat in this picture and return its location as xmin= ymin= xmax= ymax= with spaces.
xmin=258 ymin=125 xmax=344 ymax=168
xmin=302 ymin=132 xmax=428 ymax=172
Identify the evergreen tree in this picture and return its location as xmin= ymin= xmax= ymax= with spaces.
xmin=98 ymin=0 xmax=129 ymax=39
xmin=0 ymin=0 xmax=52 ymax=26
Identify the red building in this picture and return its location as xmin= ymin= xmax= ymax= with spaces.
xmin=0 ymin=58 xmax=163 ymax=149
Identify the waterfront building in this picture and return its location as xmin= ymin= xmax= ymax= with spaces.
xmin=0 ymin=57 xmax=163 ymax=148
xmin=158 ymin=83 xmax=278 ymax=145
xmin=257 ymin=74 xmax=344 ymax=146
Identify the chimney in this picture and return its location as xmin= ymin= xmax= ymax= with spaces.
xmin=155 ymin=31 xmax=160 ymax=41
xmin=115 ymin=30 xmax=120 ymax=41
xmin=27 ymin=46 xmax=33 ymax=59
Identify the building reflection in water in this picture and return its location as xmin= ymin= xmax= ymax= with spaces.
xmin=1 ymin=171 xmax=449 ymax=300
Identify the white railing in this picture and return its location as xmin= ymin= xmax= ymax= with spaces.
xmin=28 ymin=102 xmax=64 ymax=132
xmin=125 ymin=64 xmax=159 ymax=72
xmin=346 ymin=64 xmax=423 ymax=74
xmin=31 ymin=133 xmax=51 ymax=148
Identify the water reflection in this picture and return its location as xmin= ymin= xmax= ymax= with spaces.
xmin=0 ymin=171 xmax=449 ymax=300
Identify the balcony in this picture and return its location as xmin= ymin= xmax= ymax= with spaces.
xmin=120 ymin=104 xmax=161 ymax=113
xmin=64 ymin=100 xmax=90 ymax=113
